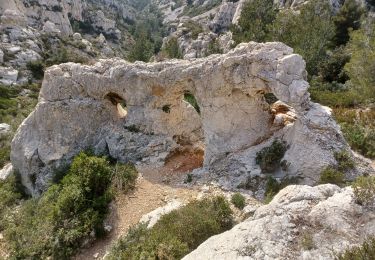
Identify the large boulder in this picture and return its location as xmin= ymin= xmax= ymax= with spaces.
xmin=11 ymin=42 xmax=371 ymax=196
xmin=183 ymin=184 xmax=375 ymax=260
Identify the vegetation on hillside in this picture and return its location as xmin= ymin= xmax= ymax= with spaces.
xmin=127 ymin=4 xmax=166 ymax=62
xmin=233 ymin=0 xmax=375 ymax=160
xmin=108 ymin=196 xmax=233 ymax=259
xmin=0 ymin=153 xmax=137 ymax=259
xmin=0 ymin=84 xmax=40 ymax=168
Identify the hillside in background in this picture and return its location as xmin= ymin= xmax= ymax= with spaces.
xmin=0 ymin=0 xmax=375 ymax=259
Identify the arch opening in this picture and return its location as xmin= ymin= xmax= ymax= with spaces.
xmin=105 ymin=92 xmax=128 ymax=119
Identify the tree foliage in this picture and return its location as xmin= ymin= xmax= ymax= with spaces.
xmin=332 ymin=0 xmax=364 ymax=46
xmin=162 ymin=37 xmax=182 ymax=59
xmin=269 ymin=0 xmax=335 ymax=76
xmin=232 ymin=0 xmax=277 ymax=44
xmin=345 ymin=18 xmax=375 ymax=103
xmin=2 ymin=153 xmax=138 ymax=259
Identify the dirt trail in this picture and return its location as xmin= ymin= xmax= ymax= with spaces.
xmin=75 ymin=152 xmax=202 ymax=260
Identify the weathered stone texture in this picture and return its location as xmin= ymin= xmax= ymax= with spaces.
xmin=183 ymin=184 xmax=375 ymax=260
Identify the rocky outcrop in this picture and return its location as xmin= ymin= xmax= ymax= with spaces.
xmin=183 ymin=184 xmax=375 ymax=260
xmin=11 ymin=42 xmax=370 ymax=196
xmin=140 ymin=199 xmax=184 ymax=228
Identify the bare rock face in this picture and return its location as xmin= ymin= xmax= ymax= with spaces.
xmin=10 ymin=42 xmax=368 ymax=195
xmin=183 ymin=184 xmax=375 ymax=260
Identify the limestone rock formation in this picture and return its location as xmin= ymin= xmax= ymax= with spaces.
xmin=183 ymin=184 xmax=375 ymax=260
xmin=140 ymin=199 xmax=184 ymax=228
xmin=11 ymin=42 xmax=371 ymax=196
xmin=0 ymin=163 xmax=13 ymax=180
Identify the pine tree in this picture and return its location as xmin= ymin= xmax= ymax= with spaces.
xmin=333 ymin=0 xmax=364 ymax=46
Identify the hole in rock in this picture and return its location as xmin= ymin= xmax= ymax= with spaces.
xmin=264 ymin=93 xmax=278 ymax=105
xmin=105 ymin=92 xmax=128 ymax=118
xmin=183 ymin=91 xmax=200 ymax=114
xmin=162 ymin=104 xmax=171 ymax=113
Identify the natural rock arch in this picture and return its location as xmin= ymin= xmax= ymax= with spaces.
xmin=11 ymin=42 xmax=369 ymax=196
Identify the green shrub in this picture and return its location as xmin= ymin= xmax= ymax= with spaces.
xmin=309 ymin=87 xmax=360 ymax=108
xmin=334 ymin=150 xmax=355 ymax=172
xmin=44 ymin=47 xmax=88 ymax=66
xmin=111 ymin=163 xmax=138 ymax=193
xmin=332 ymin=0 xmax=364 ymax=46
xmin=334 ymin=108 xmax=375 ymax=159
xmin=27 ymin=60 xmax=45 ymax=80
xmin=318 ymin=47 xmax=350 ymax=83
xmin=0 ymin=175 xmax=22 ymax=222
xmin=231 ymin=193 xmax=246 ymax=210
xmin=264 ymin=176 xmax=299 ymax=203
xmin=301 ymin=232 xmax=315 ymax=251
xmin=352 ymin=175 xmax=375 ymax=207
xmin=319 ymin=166 xmax=345 ymax=185
xmin=0 ymin=145 xmax=10 ymax=169
xmin=205 ymin=39 xmax=223 ymax=56
xmin=128 ymin=28 xmax=154 ymax=62
xmin=255 ymin=140 xmax=288 ymax=173
xmin=185 ymin=173 xmax=193 ymax=183
xmin=345 ymin=18 xmax=375 ymax=103
xmin=163 ymin=37 xmax=182 ymax=59
xmin=2 ymin=152 xmax=137 ymax=259
xmin=109 ymin=196 xmax=233 ymax=259
xmin=182 ymin=21 xmax=204 ymax=40
xmin=338 ymin=237 xmax=375 ymax=259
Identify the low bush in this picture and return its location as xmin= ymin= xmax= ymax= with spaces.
xmin=319 ymin=166 xmax=345 ymax=185
xmin=334 ymin=108 xmax=375 ymax=159
xmin=0 ymin=144 xmax=10 ymax=169
xmin=264 ymin=176 xmax=298 ymax=203
xmin=0 ymin=175 xmax=22 ymax=221
xmin=231 ymin=0 xmax=276 ymax=44
xmin=352 ymin=175 xmax=375 ymax=207
xmin=231 ymin=193 xmax=246 ymax=210
xmin=182 ymin=21 xmax=203 ymax=40
xmin=301 ymin=232 xmax=315 ymax=251
xmin=0 ymin=83 xmax=41 ymax=168
xmin=205 ymin=39 xmax=223 ymax=56
xmin=338 ymin=237 xmax=375 ymax=259
xmin=162 ymin=37 xmax=182 ymax=59
xmin=27 ymin=60 xmax=45 ymax=80
xmin=334 ymin=150 xmax=355 ymax=172
xmin=109 ymin=196 xmax=233 ymax=259
xmin=255 ymin=140 xmax=288 ymax=173
xmin=2 ymin=152 xmax=137 ymax=259
xmin=111 ymin=163 xmax=138 ymax=193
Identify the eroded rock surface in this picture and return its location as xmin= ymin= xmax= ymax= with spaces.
xmin=183 ymin=184 xmax=375 ymax=260
xmin=11 ymin=42 xmax=370 ymax=195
